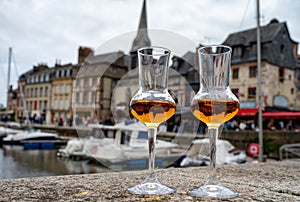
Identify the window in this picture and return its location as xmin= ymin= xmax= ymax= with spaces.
xmin=39 ymin=101 xmax=42 ymax=110
xmin=233 ymin=47 xmax=243 ymax=57
xmin=66 ymin=69 xmax=70 ymax=77
xmin=249 ymin=65 xmax=257 ymax=78
xmin=92 ymin=77 xmax=97 ymax=87
xmin=76 ymin=79 xmax=80 ymax=87
xmin=40 ymin=87 xmax=43 ymax=97
xmin=55 ymin=85 xmax=59 ymax=94
xmin=232 ymin=68 xmax=239 ymax=79
xmin=83 ymin=92 xmax=88 ymax=104
xmin=91 ymin=92 xmax=96 ymax=103
xmin=84 ymin=78 xmax=89 ymax=87
xmin=89 ymin=92 xmax=92 ymax=103
xmin=248 ymin=87 xmax=256 ymax=99
xmin=280 ymin=45 xmax=284 ymax=55
xmin=44 ymin=101 xmax=47 ymax=110
xmin=45 ymin=87 xmax=48 ymax=96
xmin=65 ymin=98 xmax=69 ymax=109
xmin=279 ymin=67 xmax=284 ymax=82
xmin=75 ymin=93 xmax=80 ymax=103
xmin=66 ymin=85 xmax=70 ymax=93
xmin=59 ymin=99 xmax=63 ymax=110
xmin=291 ymin=88 xmax=294 ymax=95
xmin=60 ymin=84 xmax=64 ymax=94
xmin=54 ymin=99 xmax=58 ymax=109
xmin=34 ymin=101 xmax=37 ymax=110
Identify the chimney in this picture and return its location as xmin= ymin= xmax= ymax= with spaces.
xmin=78 ymin=46 xmax=93 ymax=64
xmin=33 ymin=63 xmax=48 ymax=72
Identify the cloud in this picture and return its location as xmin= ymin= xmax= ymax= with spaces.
xmin=0 ymin=0 xmax=299 ymax=106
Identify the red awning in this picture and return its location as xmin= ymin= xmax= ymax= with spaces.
xmin=236 ymin=108 xmax=258 ymax=117
xmin=262 ymin=111 xmax=300 ymax=119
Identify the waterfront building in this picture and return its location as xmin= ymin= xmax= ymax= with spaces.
xmin=171 ymin=19 xmax=299 ymax=113
xmin=22 ymin=64 xmax=54 ymax=124
xmin=73 ymin=50 xmax=127 ymax=125
xmin=223 ymin=19 xmax=300 ymax=111
xmin=50 ymin=63 xmax=74 ymax=126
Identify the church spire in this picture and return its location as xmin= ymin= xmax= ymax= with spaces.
xmin=130 ymin=0 xmax=151 ymax=53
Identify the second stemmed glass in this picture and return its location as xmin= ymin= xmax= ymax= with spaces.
xmin=189 ymin=45 xmax=240 ymax=198
xmin=128 ymin=46 xmax=176 ymax=195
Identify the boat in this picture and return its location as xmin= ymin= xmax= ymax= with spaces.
xmin=57 ymin=137 xmax=108 ymax=160
xmin=59 ymin=121 xmax=185 ymax=171
xmin=2 ymin=129 xmax=63 ymax=149
xmin=0 ymin=126 xmax=22 ymax=145
xmin=180 ymin=138 xmax=246 ymax=167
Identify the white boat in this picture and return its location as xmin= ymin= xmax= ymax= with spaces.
xmin=57 ymin=137 xmax=111 ymax=160
xmin=60 ymin=121 xmax=185 ymax=170
xmin=0 ymin=126 xmax=21 ymax=136
xmin=2 ymin=129 xmax=58 ymax=145
xmin=180 ymin=138 xmax=246 ymax=167
xmin=0 ymin=126 xmax=23 ymax=145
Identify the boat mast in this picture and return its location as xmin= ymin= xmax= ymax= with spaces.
xmin=6 ymin=47 xmax=12 ymax=114
xmin=256 ymin=0 xmax=263 ymax=162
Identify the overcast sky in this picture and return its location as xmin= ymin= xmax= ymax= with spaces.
xmin=1 ymin=0 xmax=300 ymax=106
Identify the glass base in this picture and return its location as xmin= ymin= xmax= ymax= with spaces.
xmin=128 ymin=178 xmax=175 ymax=195
xmin=188 ymin=183 xmax=238 ymax=198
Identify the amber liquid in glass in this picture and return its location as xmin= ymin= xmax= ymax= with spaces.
xmin=191 ymin=99 xmax=239 ymax=128
xmin=130 ymin=100 xmax=176 ymax=128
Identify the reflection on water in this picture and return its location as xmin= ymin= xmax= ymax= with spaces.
xmin=0 ymin=146 xmax=112 ymax=179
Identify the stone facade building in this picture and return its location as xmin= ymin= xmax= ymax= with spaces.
xmin=73 ymin=50 xmax=127 ymax=125
xmin=22 ymin=64 xmax=53 ymax=124
xmin=50 ymin=63 xmax=74 ymax=125
xmin=223 ymin=19 xmax=299 ymax=111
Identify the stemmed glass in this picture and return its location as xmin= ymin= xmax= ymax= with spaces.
xmin=128 ymin=46 xmax=176 ymax=195
xmin=189 ymin=45 xmax=240 ymax=198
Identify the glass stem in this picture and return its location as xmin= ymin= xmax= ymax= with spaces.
xmin=148 ymin=128 xmax=157 ymax=180
xmin=208 ymin=127 xmax=219 ymax=184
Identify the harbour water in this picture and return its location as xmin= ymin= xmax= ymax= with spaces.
xmin=0 ymin=145 xmax=112 ymax=180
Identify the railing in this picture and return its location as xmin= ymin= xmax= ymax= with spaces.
xmin=279 ymin=143 xmax=300 ymax=160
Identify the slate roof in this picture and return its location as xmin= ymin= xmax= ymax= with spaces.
xmin=224 ymin=20 xmax=286 ymax=46
xmin=84 ymin=51 xmax=125 ymax=65
xmin=223 ymin=19 xmax=297 ymax=69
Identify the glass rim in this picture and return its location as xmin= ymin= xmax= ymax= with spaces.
xmin=198 ymin=44 xmax=232 ymax=55
xmin=138 ymin=46 xmax=171 ymax=56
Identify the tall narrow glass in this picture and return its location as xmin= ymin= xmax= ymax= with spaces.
xmin=189 ymin=45 xmax=240 ymax=198
xmin=128 ymin=46 xmax=176 ymax=195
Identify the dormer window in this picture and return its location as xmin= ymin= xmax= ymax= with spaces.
xmin=233 ymin=46 xmax=243 ymax=58
xmin=279 ymin=66 xmax=284 ymax=82
xmin=280 ymin=45 xmax=285 ymax=59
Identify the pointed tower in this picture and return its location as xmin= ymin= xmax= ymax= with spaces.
xmin=129 ymin=0 xmax=151 ymax=69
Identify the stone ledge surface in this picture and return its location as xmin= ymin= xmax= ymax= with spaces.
xmin=0 ymin=161 xmax=299 ymax=201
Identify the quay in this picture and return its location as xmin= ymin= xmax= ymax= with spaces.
xmin=0 ymin=161 xmax=299 ymax=201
